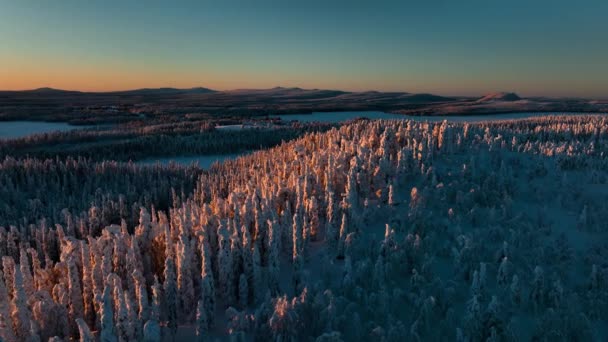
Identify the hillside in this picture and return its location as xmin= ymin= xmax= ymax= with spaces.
xmin=477 ymin=92 xmax=522 ymax=102
xmin=0 ymin=87 xmax=455 ymax=123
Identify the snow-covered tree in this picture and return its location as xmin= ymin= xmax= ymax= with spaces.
xmin=336 ymin=213 xmax=348 ymax=259
xmin=163 ymin=257 xmax=178 ymax=338
xmin=10 ymin=267 xmax=31 ymax=341
xmin=239 ymin=273 xmax=249 ymax=309
xmin=143 ymin=277 xmax=161 ymax=342
xmin=195 ymin=299 xmax=208 ymax=341
xmin=176 ymin=235 xmax=195 ymax=319
xmin=100 ymin=283 xmax=117 ymax=342
xmin=200 ymin=238 xmax=216 ymax=326
xmin=67 ymin=256 xmax=85 ymax=333
xmin=75 ymin=318 xmax=94 ymax=342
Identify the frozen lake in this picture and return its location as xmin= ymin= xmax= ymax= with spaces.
xmin=275 ymin=111 xmax=607 ymax=123
xmin=0 ymin=121 xmax=92 ymax=139
xmin=135 ymin=152 xmax=248 ymax=168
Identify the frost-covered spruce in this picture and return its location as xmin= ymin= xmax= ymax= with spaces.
xmin=11 ymin=267 xmax=31 ymax=341
xmin=100 ymin=283 xmax=117 ymax=342
xmin=194 ymin=300 xmax=208 ymax=342
xmin=143 ymin=277 xmax=161 ymax=342
xmin=163 ymin=257 xmax=178 ymax=338
xmin=75 ymin=318 xmax=95 ymax=342
xmin=176 ymin=234 xmax=195 ymax=319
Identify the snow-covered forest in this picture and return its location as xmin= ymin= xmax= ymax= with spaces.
xmin=0 ymin=121 xmax=332 ymax=162
xmin=1 ymin=115 xmax=607 ymax=341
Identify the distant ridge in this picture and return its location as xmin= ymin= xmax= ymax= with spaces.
xmin=111 ymin=87 xmax=216 ymax=95
xmin=7 ymin=87 xmax=216 ymax=95
xmin=26 ymin=87 xmax=82 ymax=94
xmin=404 ymin=93 xmax=453 ymax=103
xmin=477 ymin=92 xmax=522 ymax=102
xmin=1 ymin=86 xmax=606 ymax=122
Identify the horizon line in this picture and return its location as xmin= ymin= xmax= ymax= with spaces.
xmin=0 ymin=86 xmax=599 ymax=100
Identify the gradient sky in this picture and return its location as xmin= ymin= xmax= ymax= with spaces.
xmin=1 ymin=0 xmax=607 ymax=97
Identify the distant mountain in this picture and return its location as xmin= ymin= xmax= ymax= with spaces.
xmin=24 ymin=87 xmax=82 ymax=95
xmin=221 ymin=87 xmax=456 ymax=103
xmin=477 ymin=92 xmax=522 ymax=102
xmin=227 ymin=87 xmax=346 ymax=95
xmin=112 ymin=87 xmax=216 ymax=95
xmin=3 ymin=87 xmax=216 ymax=96
xmin=404 ymin=93 xmax=453 ymax=103
xmin=30 ymin=87 xmax=65 ymax=93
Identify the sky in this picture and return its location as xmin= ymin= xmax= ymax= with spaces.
xmin=1 ymin=0 xmax=607 ymax=97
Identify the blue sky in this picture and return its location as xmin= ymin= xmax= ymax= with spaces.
xmin=1 ymin=0 xmax=607 ymax=97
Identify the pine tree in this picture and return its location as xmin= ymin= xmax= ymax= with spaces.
xmin=374 ymin=254 xmax=385 ymax=290
xmin=252 ymin=244 xmax=263 ymax=304
xmin=240 ymin=225 xmax=253 ymax=301
xmin=75 ymin=318 xmax=95 ymax=342
xmin=497 ymin=257 xmax=509 ymax=287
xmin=292 ymin=254 xmax=304 ymax=295
xmin=217 ymin=225 xmax=234 ymax=304
xmin=195 ymin=299 xmax=208 ymax=342
xmin=325 ymin=193 xmax=339 ymax=250
xmin=200 ymin=238 xmax=215 ymax=326
xmin=230 ymin=225 xmax=244 ymax=299
xmin=548 ymin=278 xmax=563 ymax=309
xmin=510 ymin=275 xmax=521 ymax=306
xmin=176 ymin=235 xmax=195 ymax=320
xmin=336 ymin=213 xmax=348 ymax=259
xmin=239 ymin=273 xmax=249 ymax=309
xmin=345 ymin=162 xmax=359 ymax=215
xmin=19 ymin=248 xmax=34 ymax=298
xmin=267 ymin=219 xmax=280 ymax=294
xmin=0 ymin=269 xmax=17 ymax=342
xmin=269 ymin=295 xmax=298 ymax=341
xmin=308 ymin=197 xmax=320 ymax=241
xmin=133 ymin=269 xmax=150 ymax=326
xmin=292 ymin=212 xmax=303 ymax=262
xmin=281 ymin=202 xmax=294 ymax=256
xmin=530 ymin=266 xmax=545 ymax=311
xmin=124 ymin=291 xmax=139 ymax=341
xmin=163 ymin=257 xmax=178 ymax=339
xmin=80 ymin=243 xmax=95 ymax=328
xmin=388 ymin=182 xmax=395 ymax=206
xmin=67 ymin=256 xmax=85 ymax=334
xmin=10 ymin=267 xmax=31 ymax=341
xmin=110 ymin=274 xmax=132 ymax=342
xmin=464 ymin=295 xmax=482 ymax=341
xmin=143 ymin=276 xmax=161 ymax=342
xmin=100 ymin=283 xmax=117 ymax=342
xmin=2 ymin=256 xmax=15 ymax=302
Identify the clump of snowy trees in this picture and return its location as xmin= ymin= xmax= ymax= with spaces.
xmin=0 ymin=115 xmax=607 ymax=341
xmin=0 ymin=157 xmax=200 ymax=228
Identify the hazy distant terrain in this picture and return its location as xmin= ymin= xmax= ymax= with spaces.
xmin=1 ymin=87 xmax=605 ymax=124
